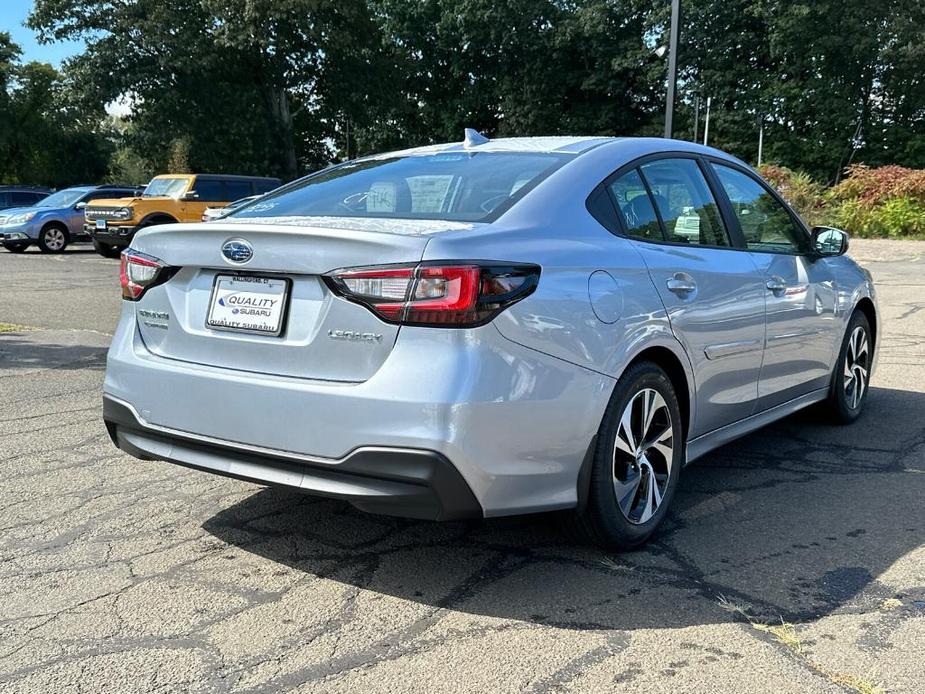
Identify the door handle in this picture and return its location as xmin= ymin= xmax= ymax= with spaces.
xmin=766 ymin=276 xmax=787 ymax=295
xmin=666 ymin=273 xmax=697 ymax=296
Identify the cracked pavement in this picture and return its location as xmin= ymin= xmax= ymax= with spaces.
xmin=1 ymin=241 xmax=923 ymax=693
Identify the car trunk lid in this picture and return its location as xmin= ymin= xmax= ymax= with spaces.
xmin=127 ymin=220 xmax=461 ymax=382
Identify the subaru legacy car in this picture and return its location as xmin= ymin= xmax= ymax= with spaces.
xmin=103 ymin=134 xmax=878 ymax=548
xmin=1 ymin=184 xmax=140 ymax=253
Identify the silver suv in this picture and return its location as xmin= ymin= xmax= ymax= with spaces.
xmin=103 ymin=135 xmax=878 ymax=548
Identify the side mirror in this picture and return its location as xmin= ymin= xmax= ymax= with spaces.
xmin=811 ymin=226 xmax=849 ymax=257
xmin=75 ymin=201 xmax=87 ymax=210
xmin=182 ymin=191 xmax=199 ymax=201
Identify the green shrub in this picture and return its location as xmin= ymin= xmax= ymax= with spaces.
xmin=835 ymin=196 xmax=925 ymax=239
xmin=828 ymin=165 xmax=925 ymax=239
xmin=759 ymin=163 xmax=925 ymax=239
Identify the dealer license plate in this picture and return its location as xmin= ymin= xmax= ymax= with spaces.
xmin=207 ymin=275 xmax=289 ymax=336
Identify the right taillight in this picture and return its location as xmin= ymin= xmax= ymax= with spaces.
xmin=324 ymin=262 xmax=540 ymax=327
xmin=120 ymin=249 xmax=175 ymax=301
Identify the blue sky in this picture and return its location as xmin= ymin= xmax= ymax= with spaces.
xmin=1 ymin=1 xmax=85 ymax=67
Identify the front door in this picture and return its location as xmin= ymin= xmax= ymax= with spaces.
xmin=709 ymin=162 xmax=839 ymax=409
xmin=607 ymin=158 xmax=767 ymax=437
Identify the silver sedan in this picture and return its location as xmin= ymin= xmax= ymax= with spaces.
xmin=103 ymin=134 xmax=878 ymax=549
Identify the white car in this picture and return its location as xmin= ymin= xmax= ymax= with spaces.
xmin=201 ymin=195 xmax=260 ymax=222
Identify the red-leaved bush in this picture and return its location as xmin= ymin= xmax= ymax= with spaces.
xmin=830 ymin=165 xmax=925 ymax=206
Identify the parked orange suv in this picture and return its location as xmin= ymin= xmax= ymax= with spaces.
xmin=84 ymin=173 xmax=281 ymax=257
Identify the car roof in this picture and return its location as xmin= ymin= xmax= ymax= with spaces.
xmin=365 ymin=136 xmax=615 ymax=160
xmin=150 ymin=173 xmax=281 ymax=182
xmin=0 ymin=185 xmax=51 ymax=192
xmin=360 ymin=135 xmax=749 ymax=167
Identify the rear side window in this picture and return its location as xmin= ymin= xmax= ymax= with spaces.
xmin=11 ymin=192 xmax=43 ymax=206
xmin=0 ymin=193 xmax=9 ymax=207
xmin=229 ymin=152 xmax=570 ymax=223
xmin=639 ymin=159 xmax=730 ymax=247
xmin=608 ymin=170 xmax=663 ymax=242
xmin=193 ymin=179 xmax=226 ymax=202
xmin=224 ymin=180 xmax=254 ymax=200
xmin=711 ymin=164 xmax=811 ymax=254
xmin=252 ymin=179 xmax=279 ymax=195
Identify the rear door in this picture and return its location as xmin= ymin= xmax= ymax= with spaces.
xmin=607 ymin=157 xmax=766 ymax=437
xmin=709 ymin=162 xmax=839 ymax=409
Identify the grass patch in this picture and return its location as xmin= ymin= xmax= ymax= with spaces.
xmin=716 ymin=595 xmax=886 ymax=694
xmin=0 ymin=322 xmax=35 ymax=333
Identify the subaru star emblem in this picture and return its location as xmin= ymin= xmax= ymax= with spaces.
xmin=222 ymin=238 xmax=253 ymax=264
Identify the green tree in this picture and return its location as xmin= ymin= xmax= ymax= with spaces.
xmin=0 ymin=32 xmax=110 ymax=186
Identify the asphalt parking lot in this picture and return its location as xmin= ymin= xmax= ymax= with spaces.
xmin=1 ymin=241 xmax=923 ymax=693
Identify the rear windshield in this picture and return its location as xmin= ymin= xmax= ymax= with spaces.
xmin=229 ymin=152 xmax=571 ymax=222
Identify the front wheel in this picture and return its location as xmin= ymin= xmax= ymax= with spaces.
xmin=92 ymin=239 xmax=122 ymax=258
xmin=38 ymin=224 xmax=69 ymax=253
xmin=577 ymin=361 xmax=684 ymax=550
xmin=825 ymin=311 xmax=872 ymax=424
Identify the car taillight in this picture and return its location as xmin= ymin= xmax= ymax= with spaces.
xmin=324 ymin=262 xmax=540 ymax=327
xmin=120 ymin=249 xmax=174 ymax=301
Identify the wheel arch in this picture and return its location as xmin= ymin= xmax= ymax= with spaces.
xmin=624 ymin=344 xmax=694 ymax=441
xmin=138 ymin=212 xmax=178 ymax=227
xmin=40 ymin=219 xmax=68 ymax=234
xmin=854 ymin=297 xmax=878 ymax=351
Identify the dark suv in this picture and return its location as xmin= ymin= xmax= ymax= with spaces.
xmin=0 ymin=186 xmax=51 ymax=211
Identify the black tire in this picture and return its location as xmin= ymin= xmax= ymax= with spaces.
xmin=37 ymin=223 xmax=69 ymax=253
xmin=92 ymin=239 xmax=122 ymax=258
xmin=3 ymin=242 xmax=28 ymax=253
xmin=577 ymin=361 xmax=684 ymax=550
xmin=824 ymin=310 xmax=872 ymax=424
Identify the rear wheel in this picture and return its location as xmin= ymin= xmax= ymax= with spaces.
xmin=578 ymin=361 xmax=684 ymax=550
xmin=3 ymin=242 xmax=28 ymax=253
xmin=93 ymin=239 xmax=122 ymax=258
xmin=825 ymin=310 xmax=872 ymax=424
xmin=38 ymin=224 xmax=69 ymax=253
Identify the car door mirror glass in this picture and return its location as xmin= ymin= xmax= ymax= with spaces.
xmin=811 ymin=226 xmax=849 ymax=257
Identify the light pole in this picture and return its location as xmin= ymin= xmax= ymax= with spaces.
xmin=664 ymin=0 xmax=681 ymax=139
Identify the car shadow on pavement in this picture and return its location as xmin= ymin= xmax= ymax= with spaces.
xmin=0 ymin=337 xmax=108 ymax=371
xmin=203 ymin=385 xmax=925 ymax=630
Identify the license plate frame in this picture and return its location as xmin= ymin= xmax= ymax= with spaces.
xmin=206 ymin=274 xmax=291 ymax=337
xmin=95 ymin=219 xmax=107 ymax=230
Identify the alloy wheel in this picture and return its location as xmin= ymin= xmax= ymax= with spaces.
xmin=44 ymin=228 xmax=66 ymax=251
xmin=612 ymin=388 xmax=674 ymax=524
xmin=843 ymin=326 xmax=870 ymax=409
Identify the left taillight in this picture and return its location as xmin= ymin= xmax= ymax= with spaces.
xmin=324 ymin=262 xmax=540 ymax=328
xmin=120 ymin=249 xmax=174 ymax=301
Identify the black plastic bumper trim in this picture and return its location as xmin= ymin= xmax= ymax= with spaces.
xmin=103 ymin=395 xmax=483 ymax=521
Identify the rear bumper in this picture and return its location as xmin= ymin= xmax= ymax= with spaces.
xmin=104 ymin=303 xmax=614 ymax=517
xmin=104 ymin=394 xmax=483 ymax=520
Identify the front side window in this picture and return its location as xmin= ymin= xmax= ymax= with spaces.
xmin=712 ymin=164 xmax=811 ymax=254
xmin=229 ymin=152 xmax=570 ymax=223
xmin=143 ymin=178 xmax=190 ymax=198
xmin=639 ymin=158 xmax=730 ymax=247
xmin=608 ymin=169 xmax=663 ymax=242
